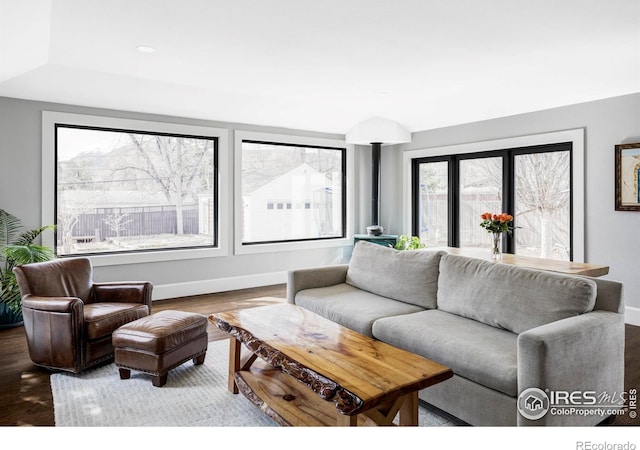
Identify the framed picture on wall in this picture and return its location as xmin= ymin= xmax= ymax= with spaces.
xmin=615 ymin=142 xmax=640 ymax=211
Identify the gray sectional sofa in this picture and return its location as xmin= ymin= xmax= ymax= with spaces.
xmin=287 ymin=241 xmax=625 ymax=426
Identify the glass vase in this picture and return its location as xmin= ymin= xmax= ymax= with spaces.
xmin=491 ymin=232 xmax=502 ymax=261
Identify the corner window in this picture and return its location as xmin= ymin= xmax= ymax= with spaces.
xmin=43 ymin=112 xmax=230 ymax=265
xmin=412 ymin=143 xmax=573 ymax=261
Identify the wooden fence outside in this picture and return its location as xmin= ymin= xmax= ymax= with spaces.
xmin=57 ymin=207 xmax=200 ymax=245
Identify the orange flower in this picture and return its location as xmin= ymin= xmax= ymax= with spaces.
xmin=480 ymin=211 xmax=514 ymax=234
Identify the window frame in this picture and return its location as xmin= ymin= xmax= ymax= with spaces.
xmin=234 ymin=130 xmax=354 ymax=255
xmin=412 ymin=143 xmax=573 ymax=257
xmin=402 ymin=129 xmax=585 ymax=262
xmin=42 ymin=111 xmax=230 ymax=266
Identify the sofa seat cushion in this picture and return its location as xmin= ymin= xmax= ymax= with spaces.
xmin=345 ymin=240 xmax=445 ymax=309
xmin=437 ymin=254 xmax=597 ymax=334
xmin=372 ymin=309 xmax=518 ymax=397
xmin=84 ymin=303 xmax=150 ymax=340
xmin=295 ymin=283 xmax=424 ymax=337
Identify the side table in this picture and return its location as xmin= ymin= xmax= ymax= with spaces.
xmin=353 ymin=234 xmax=398 ymax=248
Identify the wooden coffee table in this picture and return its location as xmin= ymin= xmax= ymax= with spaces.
xmin=209 ymin=303 xmax=452 ymax=426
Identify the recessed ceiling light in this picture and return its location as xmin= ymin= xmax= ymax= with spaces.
xmin=136 ymin=46 xmax=157 ymax=53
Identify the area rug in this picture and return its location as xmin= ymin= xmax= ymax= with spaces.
xmin=50 ymin=339 xmax=459 ymax=427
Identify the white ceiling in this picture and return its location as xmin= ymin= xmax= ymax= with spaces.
xmin=1 ymin=0 xmax=639 ymax=135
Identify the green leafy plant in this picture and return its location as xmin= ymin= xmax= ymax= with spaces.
xmin=394 ymin=235 xmax=425 ymax=251
xmin=1 ymin=209 xmax=55 ymax=314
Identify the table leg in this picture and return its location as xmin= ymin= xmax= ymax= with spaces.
xmin=398 ymin=391 xmax=419 ymax=426
xmin=337 ymin=413 xmax=358 ymax=426
xmin=228 ymin=337 xmax=241 ymax=394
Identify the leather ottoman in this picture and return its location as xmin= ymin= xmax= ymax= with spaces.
xmin=112 ymin=310 xmax=208 ymax=387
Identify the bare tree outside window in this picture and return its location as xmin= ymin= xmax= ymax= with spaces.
xmin=56 ymin=126 xmax=216 ymax=256
xmin=102 ymin=211 xmax=133 ymax=238
xmin=515 ymin=151 xmax=571 ymax=260
xmin=123 ymin=134 xmax=214 ymax=236
xmin=413 ymin=145 xmax=572 ymax=260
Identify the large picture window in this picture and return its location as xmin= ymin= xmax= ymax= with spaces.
xmin=55 ymin=126 xmax=217 ymax=256
xmin=239 ymin=139 xmax=346 ymax=246
xmin=413 ymin=143 xmax=573 ymax=261
xmin=43 ymin=112 xmax=228 ymax=261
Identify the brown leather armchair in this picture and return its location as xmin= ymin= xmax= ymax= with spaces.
xmin=13 ymin=257 xmax=152 ymax=373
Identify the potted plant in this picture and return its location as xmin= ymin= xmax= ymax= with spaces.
xmin=394 ymin=234 xmax=425 ymax=251
xmin=1 ymin=209 xmax=55 ymax=328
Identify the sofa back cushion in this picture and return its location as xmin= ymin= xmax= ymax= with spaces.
xmin=346 ymin=241 xmax=444 ymax=309
xmin=437 ymin=254 xmax=597 ymax=334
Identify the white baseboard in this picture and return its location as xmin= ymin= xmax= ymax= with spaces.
xmin=626 ymin=306 xmax=640 ymax=327
xmin=151 ymin=271 xmax=287 ymax=301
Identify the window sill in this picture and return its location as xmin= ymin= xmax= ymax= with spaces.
xmin=234 ymin=237 xmax=353 ymax=255
xmin=76 ymin=246 xmax=229 ymax=267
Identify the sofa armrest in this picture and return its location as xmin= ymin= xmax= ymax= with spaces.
xmin=517 ymin=310 xmax=625 ymax=425
xmin=287 ymin=265 xmax=349 ymax=304
xmin=92 ymin=281 xmax=153 ymax=309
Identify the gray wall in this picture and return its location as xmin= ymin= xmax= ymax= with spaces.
xmin=384 ymin=92 xmax=640 ymax=314
xmin=2 ymin=93 xmax=638 ymax=318
xmin=0 ymin=96 xmax=364 ymax=297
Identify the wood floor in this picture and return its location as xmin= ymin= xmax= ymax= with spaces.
xmin=0 ymin=284 xmax=638 ymax=427
xmin=0 ymin=284 xmax=287 ymax=427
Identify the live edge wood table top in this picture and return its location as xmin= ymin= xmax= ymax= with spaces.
xmin=209 ymin=303 xmax=453 ymax=427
